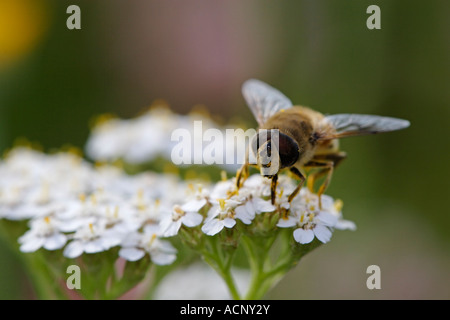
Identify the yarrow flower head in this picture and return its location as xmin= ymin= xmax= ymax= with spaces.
xmin=0 ymin=101 xmax=363 ymax=300
xmin=63 ymin=219 xmax=123 ymax=258
xmin=119 ymin=224 xmax=177 ymax=265
xmin=157 ymin=172 xmax=357 ymax=246
xmin=159 ymin=203 xmax=204 ymax=237
xmin=0 ymin=147 xmax=187 ymax=265
xmin=0 ymin=131 xmax=356 ymax=300
xmin=277 ymin=188 xmax=356 ymax=244
xmin=201 ymin=197 xmax=241 ymax=236
xmin=234 ymin=195 xmax=276 ymax=225
xmin=19 ymin=215 xmax=67 ymax=252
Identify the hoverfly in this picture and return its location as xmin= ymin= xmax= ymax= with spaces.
xmin=236 ymin=79 xmax=410 ymax=207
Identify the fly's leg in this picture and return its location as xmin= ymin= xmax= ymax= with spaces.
xmin=306 ymin=152 xmax=346 ymax=194
xmin=304 ymin=152 xmax=346 ymax=209
xmin=303 ymin=160 xmax=333 ymax=209
xmin=236 ymin=162 xmax=249 ymax=189
xmin=288 ymin=167 xmax=306 ymax=203
xmin=270 ymin=174 xmax=278 ymax=205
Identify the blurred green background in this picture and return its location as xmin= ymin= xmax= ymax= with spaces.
xmin=0 ymin=0 xmax=449 ymax=299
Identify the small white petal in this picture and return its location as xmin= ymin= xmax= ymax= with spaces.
xmin=335 ymin=219 xmax=357 ymax=231
xmin=151 ymin=252 xmax=176 ymax=265
xmin=160 ymin=218 xmax=182 ymax=237
xmin=244 ymin=200 xmax=256 ymax=214
xmin=20 ymin=237 xmax=45 ymax=253
xmin=121 ymin=232 xmax=141 ymax=247
xmin=84 ymin=239 xmax=106 ymax=253
xmin=143 ymin=224 xmax=160 ymax=235
xmin=158 ymin=240 xmax=177 ymax=254
xmin=320 ymin=195 xmax=334 ymax=209
xmin=315 ymin=211 xmax=338 ymax=227
xmin=182 ymin=212 xmax=203 ymax=227
xmin=201 ymin=219 xmax=224 ymax=236
xmin=243 ymin=174 xmax=264 ymax=188
xmin=119 ymin=247 xmax=145 ymax=261
xmin=18 ymin=231 xmax=33 ymax=244
xmin=206 ymin=206 xmax=220 ymax=219
xmin=43 ymin=233 xmax=67 ymax=250
xmin=225 ymin=199 xmax=242 ymax=208
xmin=58 ymin=218 xmax=84 ymax=232
xmin=222 ymin=218 xmax=236 ymax=229
xmin=253 ymin=197 xmax=276 ymax=213
xmin=235 ymin=204 xmax=253 ymax=224
xmin=293 ymin=228 xmax=314 ymax=244
xmin=210 ymin=180 xmax=235 ymax=198
xmin=313 ymin=225 xmax=333 ymax=243
xmin=102 ymin=234 xmax=123 ymax=248
xmin=245 ymin=200 xmax=256 ymax=217
xmin=63 ymin=241 xmax=84 ymax=258
xmin=181 ymin=199 xmax=206 ymax=212
xmin=276 ymin=216 xmax=297 ymax=228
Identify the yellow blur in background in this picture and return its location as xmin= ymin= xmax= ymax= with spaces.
xmin=0 ymin=0 xmax=49 ymax=69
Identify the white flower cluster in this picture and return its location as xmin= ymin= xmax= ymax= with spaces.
xmin=159 ymin=174 xmax=356 ymax=244
xmin=0 ymin=147 xmax=187 ymax=265
xmin=84 ymin=105 xmax=243 ymax=171
xmin=0 ymin=147 xmax=355 ymax=267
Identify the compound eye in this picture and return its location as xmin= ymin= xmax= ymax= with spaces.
xmin=278 ymin=133 xmax=300 ymax=168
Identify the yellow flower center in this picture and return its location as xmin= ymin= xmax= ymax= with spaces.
xmin=172 ymin=205 xmax=185 ymax=221
xmin=218 ymin=198 xmax=226 ymax=211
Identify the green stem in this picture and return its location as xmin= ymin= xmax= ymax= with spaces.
xmin=220 ymin=264 xmax=241 ymax=300
xmin=21 ymin=252 xmax=68 ymax=299
xmin=241 ymin=235 xmax=278 ymax=300
xmin=241 ymin=231 xmax=299 ymax=300
xmin=202 ymin=236 xmax=241 ymax=300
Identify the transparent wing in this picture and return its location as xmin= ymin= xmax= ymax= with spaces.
xmin=320 ymin=114 xmax=410 ymax=140
xmin=242 ymin=79 xmax=293 ymax=126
